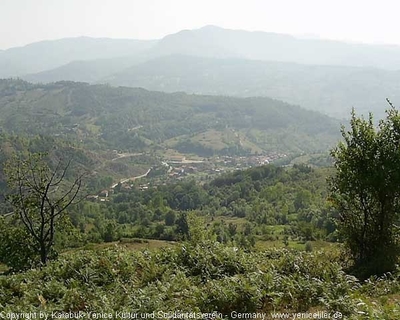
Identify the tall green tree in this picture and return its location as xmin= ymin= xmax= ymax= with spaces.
xmin=329 ymin=102 xmax=400 ymax=277
xmin=4 ymin=153 xmax=84 ymax=266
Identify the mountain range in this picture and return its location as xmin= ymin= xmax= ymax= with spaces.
xmin=0 ymin=37 xmax=155 ymax=78
xmin=1 ymin=25 xmax=399 ymax=119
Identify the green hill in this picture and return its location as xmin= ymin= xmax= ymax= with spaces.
xmin=0 ymin=79 xmax=340 ymax=154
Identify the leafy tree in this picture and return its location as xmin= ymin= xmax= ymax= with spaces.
xmin=175 ymin=212 xmax=189 ymax=240
xmin=103 ymin=221 xmax=118 ymax=242
xmin=0 ymin=216 xmax=37 ymax=271
xmin=5 ymin=153 xmax=84 ymax=265
xmin=298 ymin=221 xmax=315 ymax=241
xmin=165 ymin=210 xmax=176 ymax=226
xmin=329 ymin=103 xmax=400 ymax=277
xmin=294 ymin=189 xmax=312 ymax=211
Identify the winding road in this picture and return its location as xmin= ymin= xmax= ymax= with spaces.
xmin=110 ymin=168 xmax=151 ymax=189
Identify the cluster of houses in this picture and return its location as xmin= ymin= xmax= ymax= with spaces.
xmin=215 ymin=153 xmax=287 ymax=167
xmin=86 ymin=152 xmax=287 ymax=201
xmin=86 ymin=189 xmax=110 ymax=202
xmin=167 ymin=165 xmax=198 ymax=179
xmin=87 ymin=181 xmax=152 ymax=202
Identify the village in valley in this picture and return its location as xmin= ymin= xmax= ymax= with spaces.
xmin=87 ymin=152 xmax=288 ymax=201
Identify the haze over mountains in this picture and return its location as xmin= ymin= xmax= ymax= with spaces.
xmin=3 ymin=25 xmax=400 ymax=118
xmin=104 ymin=55 xmax=400 ymax=118
xmin=0 ymin=37 xmax=156 ymax=78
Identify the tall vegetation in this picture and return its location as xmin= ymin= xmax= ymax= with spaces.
xmin=329 ymin=102 xmax=400 ymax=278
xmin=3 ymin=153 xmax=84 ymax=267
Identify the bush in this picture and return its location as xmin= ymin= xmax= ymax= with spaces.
xmin=305 ymin=241 xmax=313 ymax=252
xmin=0 ymin=245 xmax=366 ymax=315
xmin=0 ymin=217 xmax=38 ymax=272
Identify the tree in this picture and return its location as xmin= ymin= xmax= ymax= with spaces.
xmin=175 ymin=212 xmax=189 ymax=240
xmin=5 ymin=153 xmax=84 ymax=266
xmin=329 ymin=102 xmax=400 ymax=278
xmin=0 ymin=215 xmax=37 ymax=271
xmin=103 ymin=221 xmax=118 ymax=242
xmin=165 ymin=210 xmax=176 ymax=226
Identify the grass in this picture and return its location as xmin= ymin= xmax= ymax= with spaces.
xmin=290 ymin=154 xmax=313 ymax=165
xmin=78 ymin=236 xmax=338 ymax=255
xmin=289 ymin=153 xmax=330 ymax=166
xmin=255 ymin=240 xmax=303 ymax=250
xmin=238 ymin=129 xmax=264 ymax=154
xmin=191 ymin=129 xmax=265 ymax=154
xmin=83 ymin=239 xmax=177 ymax=251
xmin=118 ymin=238 xmax=177 ymax=250
xmin=0 ymin=263 xmax=9 ymax=274
xmin=212 ymin=216 xmax=248 ymax=226
xmin=157 ymin=148 xmax=204 ymax=161
xmin=191 ymin=129 xmax=229 ymax=150
xmin=85 ymin=123 xmax=101 ymax=135
xmin=160 ymin=128 xmax=289 ymax=161
xmin=255 ymin=239 xmax=339 ymax=251
xmin=265 ymin=224 xmax=287 ymax=234
xmin=163 ymin=128 xmax=264 ymax=154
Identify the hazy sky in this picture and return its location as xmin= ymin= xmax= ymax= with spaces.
xmin=1 ymin=0 xmax=400 ymax=49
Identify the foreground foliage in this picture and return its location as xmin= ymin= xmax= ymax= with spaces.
xmin=1 ymin=243 xmax=399 ymax=318
xmin=330 ymin=105 xmax=400 ymax=278
xmin=4 ymin=153 xmax=84 ymax=266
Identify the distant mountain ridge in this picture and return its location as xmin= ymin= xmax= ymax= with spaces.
xmin=0 ymin=37 xmax=156 ymax=78
xmin=5 ymin=25 xmax=400 ymax=80
xmin=104 ymin=54 xmax=400 ymax=118
xmin=3 ymin=25 xmax=400 ymax=119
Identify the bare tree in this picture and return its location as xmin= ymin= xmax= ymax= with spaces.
xmin=5 ymin=153 xmax=84 ymax=265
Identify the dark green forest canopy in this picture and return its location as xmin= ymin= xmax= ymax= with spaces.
xmin=101 ymin=164 xmax=337 ymax=245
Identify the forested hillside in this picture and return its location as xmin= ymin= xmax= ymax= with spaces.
xmin=0 ymin=79 xmax=340 ymax=153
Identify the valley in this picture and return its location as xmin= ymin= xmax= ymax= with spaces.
xmin=1 ymin=19 xmax=400 ymax=317
xmin=0 ymin=78 xmax=340 ymax=195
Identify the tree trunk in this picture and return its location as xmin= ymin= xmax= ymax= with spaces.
xmin=40 ymin=242 xmax=47 ymax=265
